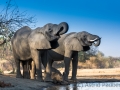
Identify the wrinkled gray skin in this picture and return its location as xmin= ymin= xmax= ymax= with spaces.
xmin=11 ymin=22 xmax=69 ymax=81
xmin=44 ymin=31 xmax=101 ymax=82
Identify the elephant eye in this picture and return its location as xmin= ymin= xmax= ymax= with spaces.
xmin=49 ymin=28 xmax=51 ymax=30
xmin=48 ymin=28 xmax=52 ymax=32
xmin=84 ymin=35 xmax=86 ymax=38
xmin=83 ymin=35 xmax=87 ymax=40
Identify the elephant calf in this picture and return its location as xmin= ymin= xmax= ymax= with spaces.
xmin=44 ymin=68 xmax=68 ymax=85
xmin=44 ymin=31 xmax=101 ymax=82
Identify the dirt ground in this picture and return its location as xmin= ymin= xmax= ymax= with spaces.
xmin=1 ymin=68 xmax=120 ymax=90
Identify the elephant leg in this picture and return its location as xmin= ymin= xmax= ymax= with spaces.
xmin=31 ymin=49 xmax=43 ymax=81
xmin=15 ymin=59 xmax=22 ymax=78
xmin=41 ymin=51 xmax=47 ymax=68
xmin=71 ymin=51 xmax=78 ymax=82
xmin=44 ymin=59 xmax=53 ymax=81
xmin=63 ymin=50 xmax=72 ymax=81
xmin=12 ymin=48 xmax=22 ymax=78
xmin=30 ymin=60 xmax=35 ymax=79
xmin=22 ymin=61 xmax=30 ymax=79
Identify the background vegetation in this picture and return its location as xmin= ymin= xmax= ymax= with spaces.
xmin=53 ymin=46 xmax=120 ymax=69
xmin=0 ymin=0 xmax=35 ymax=74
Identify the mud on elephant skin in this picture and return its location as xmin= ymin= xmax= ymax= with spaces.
xmin=11 ymin=22 xmax=69 ymax=81
xmin=44 ymin=31 xmax=101 ymax=82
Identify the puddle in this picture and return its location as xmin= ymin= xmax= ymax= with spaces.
xmin=43 ymin=82 xmax=120 ymax=90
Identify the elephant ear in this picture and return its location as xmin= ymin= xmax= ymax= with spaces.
xmin=64 ymin=35 xmax=83 ymax=51
xmin=29 ymin=33 xmax=51 ymax=49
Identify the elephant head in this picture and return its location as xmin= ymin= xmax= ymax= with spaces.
xmin=64 ymin=31 xmax=101 ymax=51
xmin=29 ymin=22 xmax=69 ymax=49
xmin=78 ymin=31 xmax=101 ymax=47
xmin=41 ymin=22 xmax=69 ymax=42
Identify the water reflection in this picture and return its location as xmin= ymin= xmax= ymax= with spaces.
xmin=43 ymin=82 xmax=120 ymax=90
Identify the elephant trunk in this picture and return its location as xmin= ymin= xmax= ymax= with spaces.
xmin=88 ymin=35 xmax=101 ymax=46
xmin=57 ymin=22 xmax=69 ymax=35
xmin=93 ymin=38 xmax=101 ymax=46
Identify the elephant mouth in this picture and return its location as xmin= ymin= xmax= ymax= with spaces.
xmin=55 ymin=31 xmax=60 ymax=36
xmin=45 ymin=31 xmax=60 ymax=42
xmin=50 ymin=35 xmax=60 ymax=42
xmin=52 ymin=30 xmax=61 ymax=40
xmin=88 ymin=38 xmax=98 ymax=42
xmin=88 ymin=37 xmax=101 ymax=46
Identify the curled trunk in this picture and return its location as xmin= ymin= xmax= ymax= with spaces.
xmin=93 ymin=38 xmax=101 ymax=46
xmin=88 ymin=35 xmax=101 ymax=47
xmin=57 ymin=22 xmax=69 ymax=35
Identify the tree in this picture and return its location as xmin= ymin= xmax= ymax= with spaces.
xmin=78 ymin=45 xmax=99 ymax=62
xmin=0 ymin=0 xmax=35 ymax=45
xmin=86 ymin=45 xmax=98 ymax=56
xmin=0 ymin=0 xmax=36 ymax=73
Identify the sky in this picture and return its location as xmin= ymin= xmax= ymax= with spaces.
xmin=0 ymin=0 xmax=120 ymax=57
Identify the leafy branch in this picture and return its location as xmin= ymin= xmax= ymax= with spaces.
xmin=0 ymin=0 xmax=36 ymax=45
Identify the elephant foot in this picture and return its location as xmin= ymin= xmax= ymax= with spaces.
xmin=60 ymin=80 xmax=70 ymax=85
xmin=36 ymin=77 xmax=43 ymax=82
xmin=23 ymin=76 xmax=30 ymax=79
xmin=23 ymin=73 xmax=30 ymax=79
xmin=16 ymin=74 xmax=23 ymax=78
xmin=63 ymin=72 xmax=68 ymax=82
xmin=70 ymin=77 xmax=78 ymax=83
xmin=30 ymin=76 xmax=35 ymax=79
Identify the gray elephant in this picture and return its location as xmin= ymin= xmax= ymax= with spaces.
xmin=11 ymin=22 xmax=69 ymax=81
xmin=44 ymin=31 xmax=101 ymax=82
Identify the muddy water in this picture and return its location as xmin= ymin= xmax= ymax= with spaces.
xmin=43 ymin=82 xmax=120 ymax=90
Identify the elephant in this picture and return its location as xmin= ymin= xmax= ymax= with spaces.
xmin=50 ymin=70 xmax=63 ymax=84
xmin=21 ymin=60 xmax=31 ymax=79
xmin=44 ymin=67 xmax=69 ymax=85
xmin=11 ymin=22 xmax=69 ymax=81
xmin=44 ymin=31 xmax=101 ymax=82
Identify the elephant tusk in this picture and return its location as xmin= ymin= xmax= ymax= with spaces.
xmin=89 ymin=38 xmax=98 ymax=42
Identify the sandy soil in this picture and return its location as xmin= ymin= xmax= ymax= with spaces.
xmin=0 ymin=74 xmax=53 ymax=90
xmin=1 ymin=68 xmax=120 ymax=90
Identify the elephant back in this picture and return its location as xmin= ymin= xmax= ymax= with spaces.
xmin=13 ymin=26 xmax=32 ymax=39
